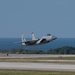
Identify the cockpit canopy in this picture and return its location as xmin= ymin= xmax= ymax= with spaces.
xmin=47 ymin=34 xmax=51 ymax=36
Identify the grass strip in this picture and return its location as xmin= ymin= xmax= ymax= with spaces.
xmin=0 ymin=69 xmax=75 ymax=75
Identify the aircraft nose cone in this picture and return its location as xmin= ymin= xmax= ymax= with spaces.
xmin=52 ymin=36 xmax=57 ymax=40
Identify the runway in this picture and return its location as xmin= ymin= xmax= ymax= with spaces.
xmin=0 ymin=54 xmax=75 ymax=58
xmin=0 ymin=62 xmax=75 ymax=72
xmin=0 ymin=54 xmax=75 ymax=71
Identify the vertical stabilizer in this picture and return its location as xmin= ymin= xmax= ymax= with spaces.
xmin=21 ymin=33 xmax=26 ymax=45
xmin=31 ymin=32 xmax=37 ymax=40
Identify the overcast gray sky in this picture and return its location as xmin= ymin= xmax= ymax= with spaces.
xmin=0 ymin=0 xmax=75 ymax=38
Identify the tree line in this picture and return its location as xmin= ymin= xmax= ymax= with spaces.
xmin=0 ymin=46 xmax=75 ymax=54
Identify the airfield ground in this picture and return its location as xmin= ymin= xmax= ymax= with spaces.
xmin=0 ymin=54 xmax=75 ymax=64
xmin=0 ymin=70 xmax=75 ymax=75
xmin=0 ymin=54 xmax=75 ymax=75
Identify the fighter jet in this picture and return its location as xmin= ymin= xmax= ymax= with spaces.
xmin=16 ymin=32 xmax=57 ymax=46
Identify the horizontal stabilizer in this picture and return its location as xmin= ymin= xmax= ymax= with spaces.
xmin=14 ymin=42 xmax=25 ymax=44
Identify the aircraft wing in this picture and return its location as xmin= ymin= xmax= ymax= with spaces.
xmin=40 ymin=39 xmax=46 ymax=43
xmin=36 ymin=38 xmax=46 ymax=44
